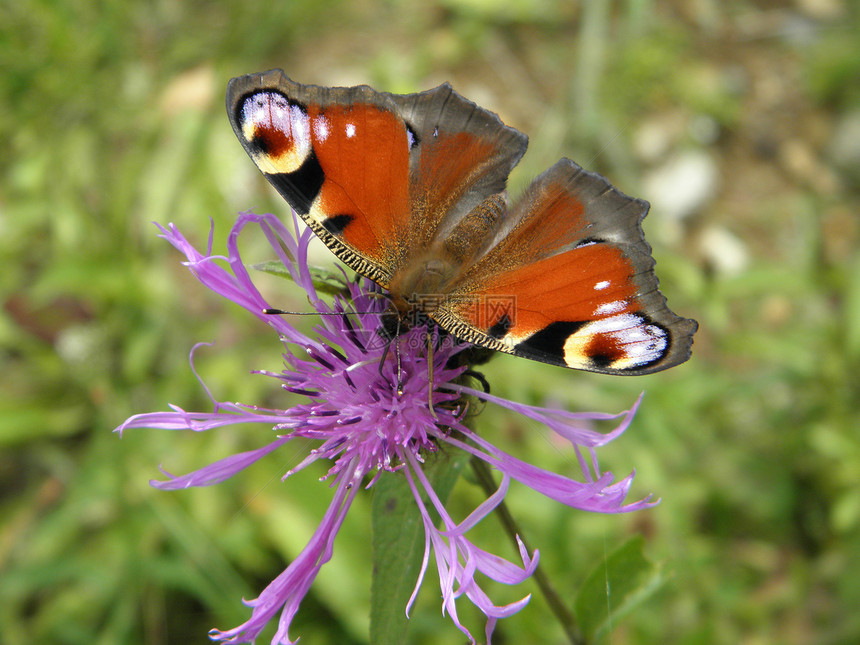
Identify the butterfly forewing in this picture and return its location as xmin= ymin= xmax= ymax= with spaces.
xmin=227 ymin=71 xmax=411 ymax=286
xmin=227 ymin=71 xmax=527 ymax=287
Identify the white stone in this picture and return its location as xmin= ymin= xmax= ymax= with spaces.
xmin=697 ymin=225 xmax=749 ymax=277
xmin=644 ymin=150 xmax=719 ymax=223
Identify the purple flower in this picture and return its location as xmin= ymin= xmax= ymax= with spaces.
xmin=115 ymin=211 xmax=655 ymax=644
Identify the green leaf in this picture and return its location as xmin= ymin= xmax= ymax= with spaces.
xmin=251 ymin=260 xmax=349 ymax=296
xmin=574 ymin=535 xmax=664 ymax=642
xmin=251 ymin=259 xmax=292 ymax=278
xmin=369 ymin=447 xmax=467 ymax=645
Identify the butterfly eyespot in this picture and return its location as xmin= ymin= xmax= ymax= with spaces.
xmin=563 ymin=314 xmax=670 ymax=372
xmin=239 ymin=91 xmax=312 ymax=174
xmin=586 ymin=349 xmax=619 ymax=369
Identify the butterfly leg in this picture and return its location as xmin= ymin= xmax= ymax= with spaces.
xmin=461 ymin=368 xmax=491 ymax=395
xmin=376 ymin=314 xmax=406 ymax=396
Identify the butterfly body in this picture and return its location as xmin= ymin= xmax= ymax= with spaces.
xmin=227 ymin=70 xmax=697 ymax=375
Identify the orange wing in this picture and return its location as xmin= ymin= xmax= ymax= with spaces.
xmin=434 ymin=159 xmax=697 ymax=375
xmin=226 ymin=70 xmax=526 ymax=286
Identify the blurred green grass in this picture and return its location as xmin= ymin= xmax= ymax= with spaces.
xmin=2 ymin=0 xmax=859 ymax=643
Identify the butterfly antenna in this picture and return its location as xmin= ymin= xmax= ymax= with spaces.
xmin=263 ymin=307 xmax=383 ymax=316
xmin=426 ymin=329 xmax=437 ymax=419
xmin=395 ymin=316 xmax=404 ymax=396
xmin=263 ymin=308 xmax=322 ymax=315
xmin=375 ymin=314 xmax=404 ymax=395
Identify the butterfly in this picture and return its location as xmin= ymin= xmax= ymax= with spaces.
xmin=226 ymin=70 xmax=697 ymax=375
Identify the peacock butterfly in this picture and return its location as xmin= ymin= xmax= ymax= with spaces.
xmin=226 ymin=70 xmax=697 ymax=375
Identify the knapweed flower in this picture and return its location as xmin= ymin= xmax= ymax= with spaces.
xmin=115 ymin=210 xmax=655 ymax=644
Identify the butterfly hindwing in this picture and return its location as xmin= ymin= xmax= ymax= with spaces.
xmin=387 ymin=85 xmax=527 ymax=261
xmin=434 ymin=159 xmax=697 ymax=375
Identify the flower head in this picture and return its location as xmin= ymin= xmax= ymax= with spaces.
xmin=116 ymin=211 xmax=654 ymax=644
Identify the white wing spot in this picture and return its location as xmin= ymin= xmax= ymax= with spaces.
xmin=594 ymin=280 xmax=610 ymax=290
xmin=289 ymin=105 xmax=308 ymax=142
xmin=313 ymin=116 xmax=330 ymax=142
xmin=345 ymin=123 xmax=356 ymax=138
xmin=595 ymin=300 xmax=626 ymax=316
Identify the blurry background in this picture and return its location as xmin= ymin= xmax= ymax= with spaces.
xmin=2 ymin=0 xmax=859 ymax=643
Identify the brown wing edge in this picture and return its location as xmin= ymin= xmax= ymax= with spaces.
xmin=387 ymin=82 xmax=528 ymax=196
xmin=226 ymin=69 xmax=402 ymax=132
xmin=387 ymin=83 xmax=529 ymax=255
xmin=434 ymin=158 xmax=698 ymax=375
